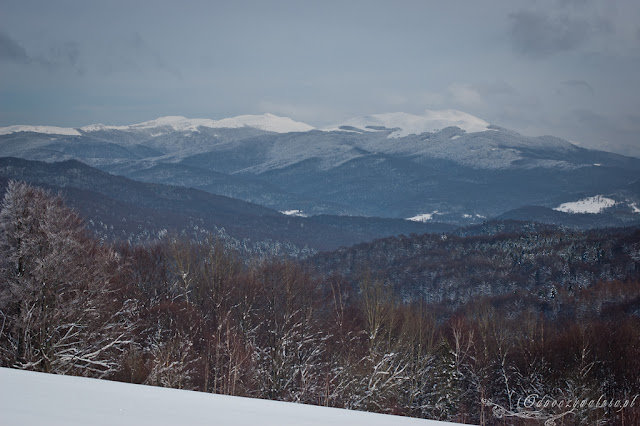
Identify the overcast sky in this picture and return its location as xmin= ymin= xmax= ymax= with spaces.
xmin=1 ymin=0 xmax=639 ymax=156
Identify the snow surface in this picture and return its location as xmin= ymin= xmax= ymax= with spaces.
xmin=630 ymin=203 xmax=640 ymax=214
xmin=0 ymin=125 xmax=81 ymax=136
xmin=80 ymin=114 xmax=315 ymax=134
xmin=553 ymin=195 xmax=617 ymax=214
xmin=0 ymin=368 xmax=463 ymax=426
xmin=1 ymin=111 xmax=587 ymax=171
xmin=280 ymin=209 xmax=308 ymax=217
xmin=334 ymin=110 xmax=491 ymax=138
xmin=0 ymin=114 xmax=314 ymax=136
xmin=407 ymin=211 xmax=439 ymax=222
xmin=1 ymin=110 xmax=489 ymax=137
xmin=210 ymin=113 xmax=315 ymax=133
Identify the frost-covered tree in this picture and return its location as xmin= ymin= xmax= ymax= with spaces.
xmin=341 ymin=274 xmax=409 ymax=413
xmin=239 ymin=261 xmax=328 ymax=403
xmin=0 ymin=181 xmax=136 ymax=377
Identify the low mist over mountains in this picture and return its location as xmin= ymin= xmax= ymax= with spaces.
xmin=1 ymin=110 xmax=639 ymax=230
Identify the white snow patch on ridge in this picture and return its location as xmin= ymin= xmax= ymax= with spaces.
xmin=0 ymin=125 xmax=81 ymax=136
xmin=554 ymin=195 xmax=616 ymax=214
xmin=0 ymin=368 xmax=458 ymax=426
xmin=334 ymin=109 xmax=491 ymax=138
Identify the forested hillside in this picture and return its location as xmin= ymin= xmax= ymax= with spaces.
xmin=0 ymin=157 xmax=453 ymax=254
xmin=1 ymin=181 xmax=639 ymax=425
xmin=311 ymin=224 xmax=640 ymax=308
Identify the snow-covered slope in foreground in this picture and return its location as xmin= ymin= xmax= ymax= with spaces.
xmin=0 ymin=368 xmax=465 ymax=426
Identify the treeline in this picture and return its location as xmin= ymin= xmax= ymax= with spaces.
xmin=1 ymin=181 xmax=640 ymax=425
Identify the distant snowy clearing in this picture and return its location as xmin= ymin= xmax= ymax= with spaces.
xmin=0 ymin=368 xmax=465 ymax=426
xmin=280 ymin=209 xmax=308 ymax=217
xmin=553 ymin=195 xmax=616 ymax=214
xmin=407 ymin=211 xmax=439 ymax=222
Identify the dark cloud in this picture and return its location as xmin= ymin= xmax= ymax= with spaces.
xmin=508 ymin=11 xmax=593 ymax=57
xmin=0 ymin=30 xmax=83 ymax=74
xmin=560 ymin=79 xmax=594 ymax=95
xmin=0 ymin=30 xmax=31 ymax=64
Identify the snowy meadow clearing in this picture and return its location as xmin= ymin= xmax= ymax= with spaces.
xmin=0 ymin=368 xmax=465 ymax=426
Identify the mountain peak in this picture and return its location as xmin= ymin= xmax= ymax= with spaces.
xmin=331 ymin=109 xmax=491 ymax=137
xmin=210 ymin=113 xmax=315 ymax=133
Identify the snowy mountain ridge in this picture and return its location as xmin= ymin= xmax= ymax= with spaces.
xmin=331 ymin=109 xmax=491 ymax=137
xmin=81 ymin=113 xmax=316 ymax=134
xmin=1 ymin=109 xmax=492 ymax=137
xmin=1 ymin=113 xmax=316 ymax=136
xmin=0 ymin=125 xmax=82 ymax=136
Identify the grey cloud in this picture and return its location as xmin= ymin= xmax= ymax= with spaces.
xmin=560 ymin=79 xmax=594 ymax=95
xmin=129 ymin=32 xmax=181 ymax=78
xmin=0 ymin=30 xmax=83 ymax=74
xmin=477 ymin=81 xmax=516 ymax=97
xmin=0 ymin=30 xmax=31 ymax=64
xmin=42 ymin=42 xmax=83 ymax=74
xmin=626 ymin=114 xmax=640 ymax=126
xmin=508 ymin=10 xmax=592 ymax=57
xmin=557 ymin=0 xmax=589 ymax=8
xmin=574 ymin=109 xmax=609 ymax=126
xmin=570 ymin=109 xmax=640 ymax=156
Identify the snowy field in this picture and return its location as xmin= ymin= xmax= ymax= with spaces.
xmin=0 ymin=368 xmax=467 ymax=426
xmin=553 ymin=195 xmax=616 ymax=214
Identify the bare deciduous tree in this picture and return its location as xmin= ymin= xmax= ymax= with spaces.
xmin=0 ymin=181 xmax=136 ymax=378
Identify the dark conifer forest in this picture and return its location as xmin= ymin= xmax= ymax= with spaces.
xmin=1 ymin=181 xmax=639 ymax=425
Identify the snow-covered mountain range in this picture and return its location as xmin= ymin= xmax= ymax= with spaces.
xmin=79 ymin=113 xmax=316 ymax=135
xmin=2 ymin=113 xmax=314 ymax=136
xmin=1 ymin=109 xmax=487 ymax=137
xmin=1 ymin=110 xmax=639 ymax=226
